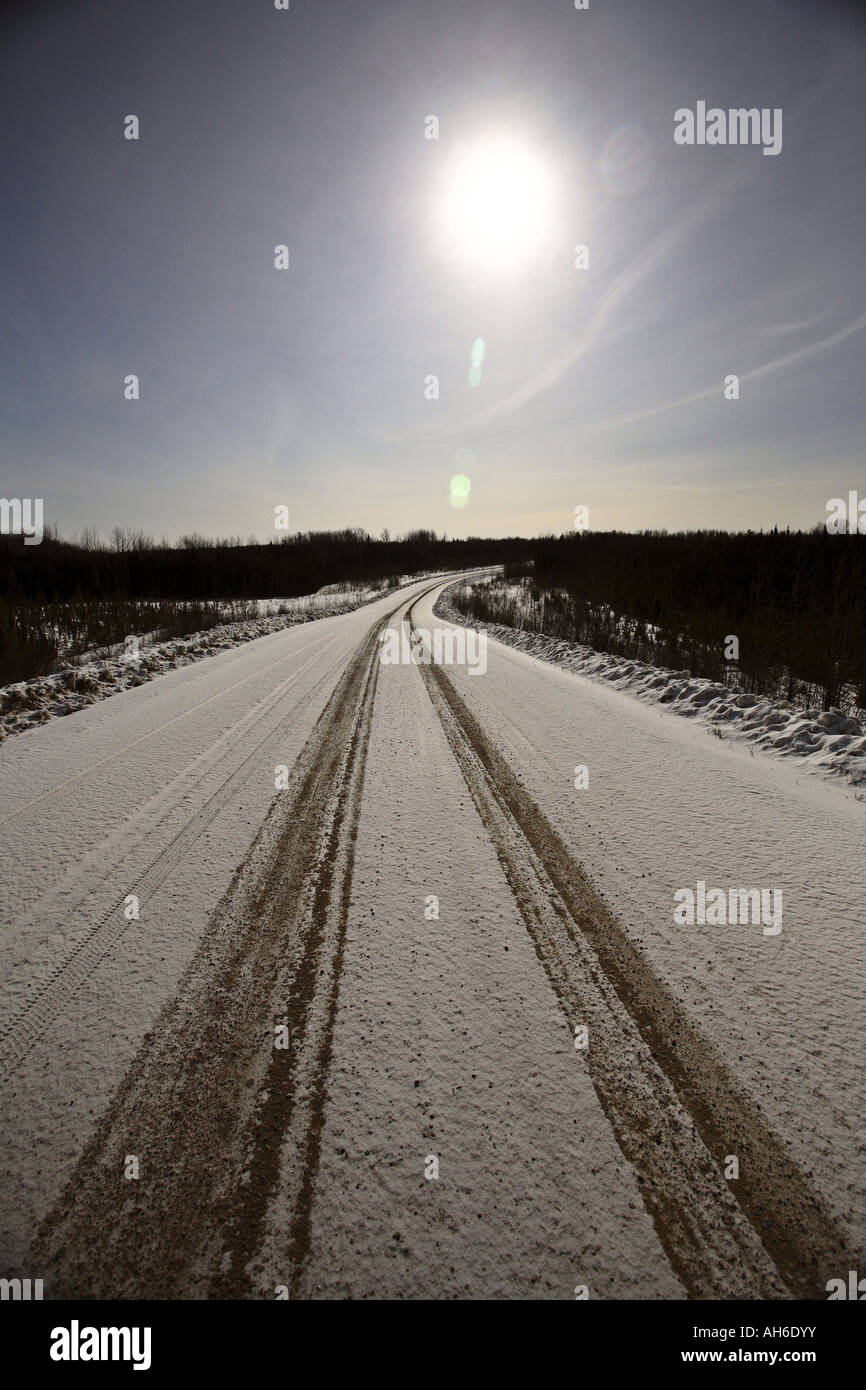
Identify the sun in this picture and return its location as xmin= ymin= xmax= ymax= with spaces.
xmin=436 ymin=134 xmax=556 ymax=276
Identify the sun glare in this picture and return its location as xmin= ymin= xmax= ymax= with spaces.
xmin=437 ymin=135 xmax=556 ymax=276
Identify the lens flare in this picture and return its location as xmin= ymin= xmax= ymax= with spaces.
xmin=469 ymin=337 xmax=486 ymax=387
xmin=449 ymin=474 xmax=472 ymax=508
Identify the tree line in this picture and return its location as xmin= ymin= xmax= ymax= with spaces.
xmin=453 ymin=528 xmax=865 ymax=713
xmin=0 ymin=528 xmax=531 ymax=684
xmin=5 ymin=525 xmax=862 ymax=712
xmin=527 ymin=529 xmax=866 ymax=710
xmin=0 ymin=528 xmax=529 ymax=604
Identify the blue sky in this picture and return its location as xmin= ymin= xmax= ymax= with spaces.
xmin=1 ymin=0 xmax=864 ymax=540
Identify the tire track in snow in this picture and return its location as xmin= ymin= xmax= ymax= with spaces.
xmin=409 ymin=595 xmax=855 ymax=1299
xmin=29 ymin=586 xmax=438 ymax=1297
xmin=0 ymin=638 xmax=343 ymax=1081
xmin=0 ymin=627 xmax=338 ymax=828
xmin=211 ymin=596 xmax=382 ymax=1299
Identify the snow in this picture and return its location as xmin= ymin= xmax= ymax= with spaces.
xmin=271 ymin=595 xmax=683 ymax=1298
xmin=0 ymin=581 xmax=402 ymax=743
xmin=435 ymin=589 xmax=866 ymax=789
xmin=1 ymin=574 xmax=863 ymax=1294
xmin=418 ymin=585 xmax=866 ymax=1270
xmin=0 ymin=580 xmax=444 ymax=1270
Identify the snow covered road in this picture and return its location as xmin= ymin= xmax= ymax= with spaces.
xmin=414 ymin=586 xmax=866 ymax=1286
xmin=1 ymin=576 xmax=863 ymax=1299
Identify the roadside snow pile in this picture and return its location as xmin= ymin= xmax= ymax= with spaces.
xmin=0 ymin=586 xmax=392 ymax=744
xmin=435 ymin=591 xmax=866 ymax=789
xmin=254 ymin=584 xmax=391 ymax=617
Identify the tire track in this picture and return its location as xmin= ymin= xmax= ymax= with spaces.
xmin=409 ymin=595 xmax=856 ymax=1300
xmin=210 ymin=600 xmax=382 ymax=1299
xmin=2 ymin=631 xmax=337 ymax=946
xmin=0 ymin=626 xmax=338 ymax=827
xmin=0 ymin=637 xmax=343 ymax=1081
xmin=28 ymin=587 xmax=437 ymax=1298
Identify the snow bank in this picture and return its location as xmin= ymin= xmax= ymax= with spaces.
xmin=0 ymin=586 xmax=393 ymax=743
xmin=435 ymin=591 xmax=866 ymax=789
xmin=0 ymin=572 xmax=470 ymax=743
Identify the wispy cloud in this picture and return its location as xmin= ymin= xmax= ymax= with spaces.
xmin=595 ymin=310 xmax=866 ymax=432
xmin=464 ymin=171 xmax=747 ymax=428
xmin=454 ymin=68 xmax=847 ymax=434
xmin=760 ymin=313 xmax=828 ymax=336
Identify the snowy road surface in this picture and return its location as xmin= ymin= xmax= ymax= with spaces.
xmin=1 ymin=576 xmax=863 ymax=1299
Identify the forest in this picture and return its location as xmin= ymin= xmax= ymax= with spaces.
xmin=0 ymin=527 xmax=530 ymax=684
xmin=3 ymin=525 xmax=863 ymax=711
xmin=450 ymin=528 xmax=866 ymax=713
